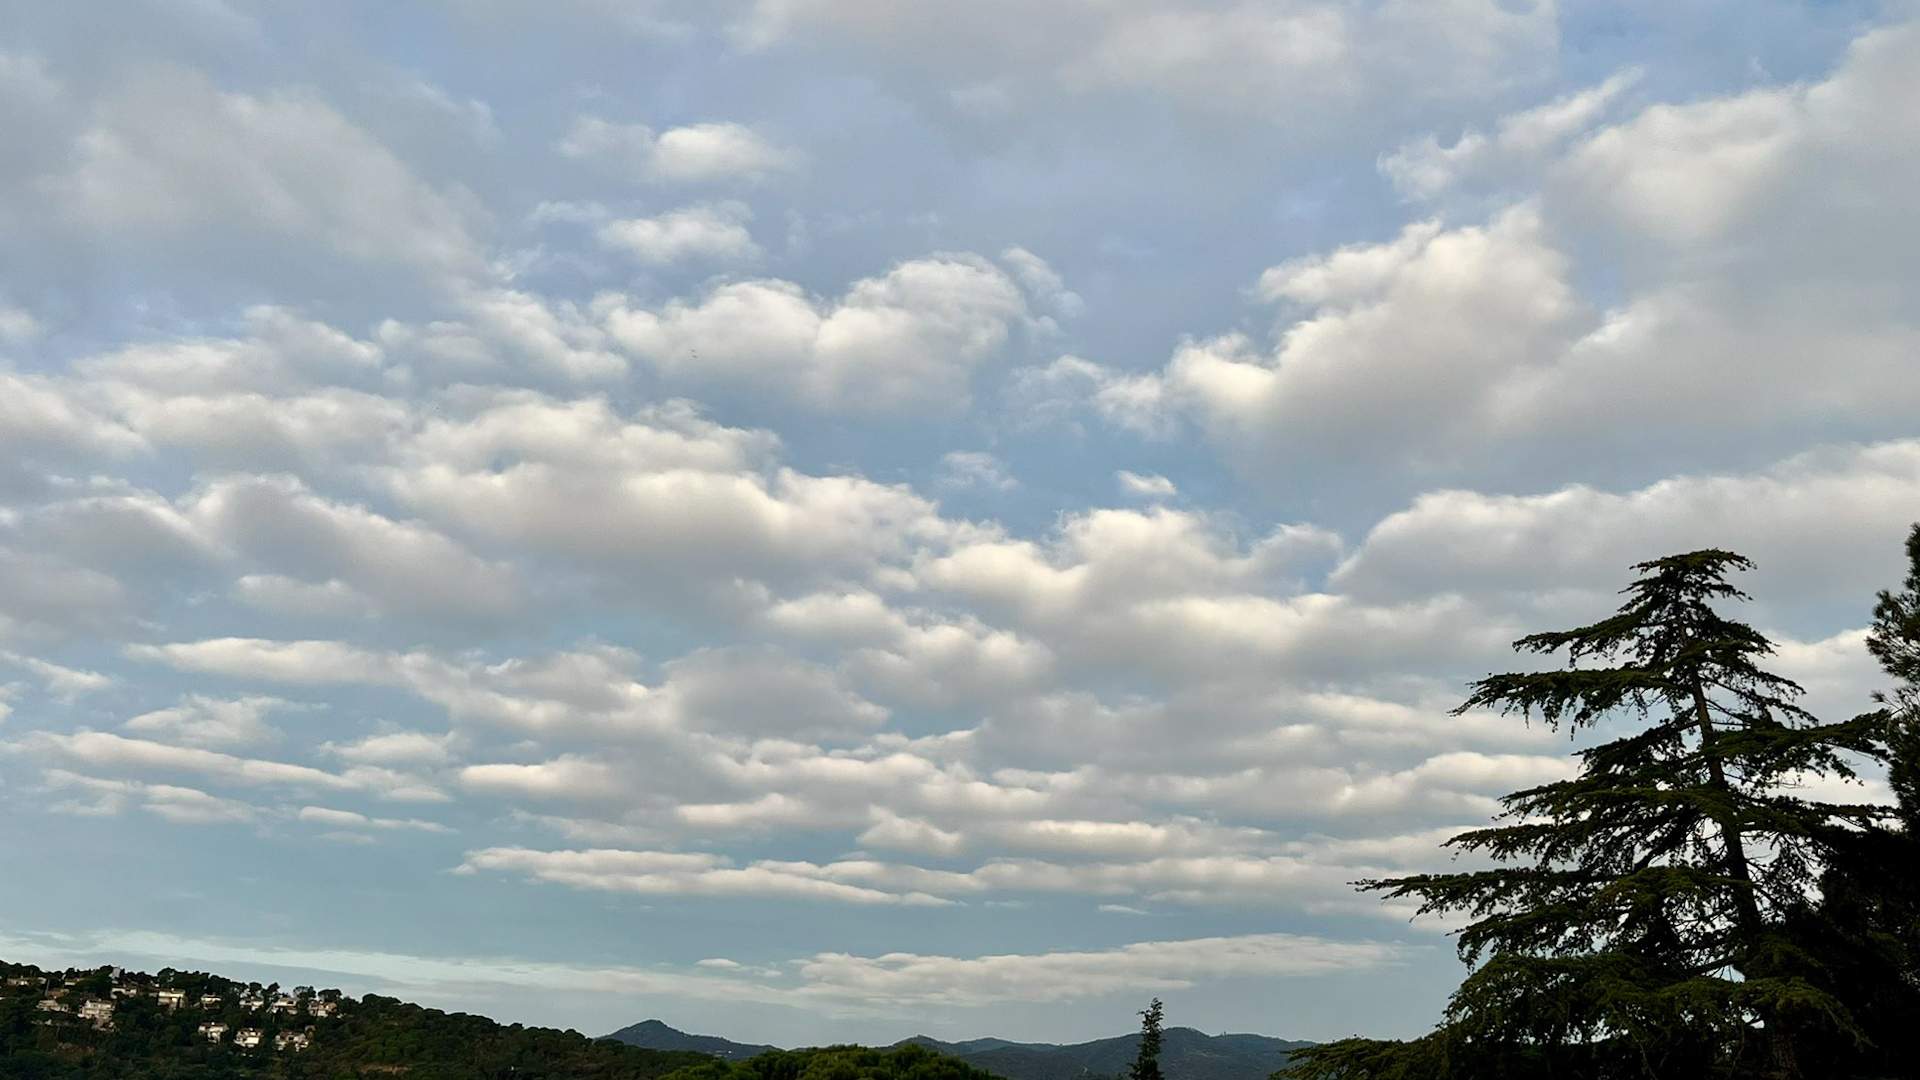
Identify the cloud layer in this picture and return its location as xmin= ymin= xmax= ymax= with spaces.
xmin=1 ymin=1 xmax=1913 ymax=1046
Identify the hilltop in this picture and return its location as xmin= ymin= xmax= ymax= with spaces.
xmin=900 ymin=1027 xmax=1313 ymax=1080
xmin=0 ymin=959 xmax=1022 ymax=1080
xmin=604 ymin=1020 xmax=1313 ymax=1080
xmin=0 ymin=959 xmax=711 ymax=1079
xmin=605 ymin=1019 xmax=781 ymax=1060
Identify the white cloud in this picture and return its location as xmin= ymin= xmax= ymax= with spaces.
xmin=0 ymin=304 xmax=41 ymax=344
xmin=652 ymin=647 xmax=889 ymax=740
xmin=131 ymin=638 xmax=659 ymax=737
xmin=297 ymin=805 xmax=452 ymax=834
xmin=1115 ymin=471 xmax=1175 ymax=498
xmin=1005 ymin=355 xmax=1177 ymax=438
xmin=1380 ymin=69 xmax=1641 ymax=201
xmin=736 ymin=0 xmax=1555 ymax=129
xmin=1122 ymin=23 xmax=1920 ymax=478
xmin=123 ymin=694 xmax=293 ymax=749
xmin=435 ymin=288 xmax=627 ymax=381
xmin=999 ymin=247 xmax=1083 ymax=318
xmin=1134 ymin=207 xmax=1582 ymax=470
xmin=43 ymin=770 xmax=260 ymax=826
xmin=374 ymin=398 xmax=967 ymax=598
xmin=914 ymin=507 xmax=1436 ymax=683
xmin=459 ymin=847 xmax=955 ymax=906
xmin=939 ymin=451 xmax=1017 ymax=491
xmin=598 ymin=202 xmax=761 ymax=265
xmin=0 ymin=650 xmax=114 ymax=700
xmin=790 ymin=932 xmax=1405 ymax=1007
xmin=0 ymin=372 xmax=145 ymax=461
xmin=460 ymin=757 xmax=627 ymax=801
xmin=182 ymin=473 xmax=525 ymax=622
xmin=603 ymin=254 xmax=1032 ymax=412
xmin=47 ymin=68 xmax=487 ymax=287
xmin=649 ymin=122 xmax=797 ymax=184
xmin=1331 ymin=439 xmax=1920 ymax=611
xmin=324 ymin=730 xmax=460 ymax=767
xmin=0 ymin=545 xmax=135 ymax=638
xmin=559 ymin=117 xmax=795 ymax=184
xmin=24 ymin=730 xmax=441 ymax=801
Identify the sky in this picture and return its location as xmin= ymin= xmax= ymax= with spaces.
xmin=2 ymin=0 xmax=1919 ymax=1049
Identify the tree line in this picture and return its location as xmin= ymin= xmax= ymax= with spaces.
xmin=1276 ymin=527 xmax=1920 ymax=1079
xmin=0 ymin=978 xmax=712 ymax=1080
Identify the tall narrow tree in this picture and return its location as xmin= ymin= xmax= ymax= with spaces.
xmin=1129 ymin=999 xmax=1165 ymax=1080
xmin=1285 ymin=551 xmax=1893 ymax=1079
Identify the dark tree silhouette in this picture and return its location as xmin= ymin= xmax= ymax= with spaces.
xmin=1285 ymin=551 xmax=1897 ymax=1079
xmin=1128 ymin=999 xmax=1165 ymax=1080
xmin=1786 ymin=524 xmax=1920 ymax=1077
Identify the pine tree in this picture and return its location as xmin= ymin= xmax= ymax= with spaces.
xmin=1129 ymin=999 xmax=1165 ymax=1080
xmin=1868 ymin=524 xmax=1920 ymax=725
xmin=1285 ymin=551 xmax=1893 ymax=1079
xmin=1788 ymin=524 xmax=1920 ymax=1077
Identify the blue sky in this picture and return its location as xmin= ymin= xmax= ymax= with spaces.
xmin=2 ymin=0 xmax=1918 ymax=1048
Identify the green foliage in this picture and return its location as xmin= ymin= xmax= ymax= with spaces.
xmin=0 ymin=962 xmax=709 ymax=1079
xmin=1782 ymin=523 xmax=1920 ymax=1079
xmin=1127 ymin=1000 xmax=1163 ymax=1080
xmin=1282 ymin=549 xmax=1906 ymax=1080
xmin=658 ymin=1043 xmax=1003 ymax=1080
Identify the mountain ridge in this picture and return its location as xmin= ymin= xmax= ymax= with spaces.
xmin=603 ymin=1018 xmax=781 ymax=1060
xmin=603 ymin=1020 xmax=1314 ymax=1080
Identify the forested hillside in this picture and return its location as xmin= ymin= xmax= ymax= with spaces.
xmin=0 ymin=962 xmax=710 ymax=1079
xmin=655 ymin=1044 xmax=1004 ymax=1080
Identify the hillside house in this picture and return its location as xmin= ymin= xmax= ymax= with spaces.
xmin=275 ymin=1030 xmax=312 ymax=1051
xmin=239 ymin=990 xmax=266 ymax=1009
xmin=308 ymin=997 xmax=338 ymax=1017
xmin=110 ymin=985 xmax=142 ymax=998
xmin=79 ymin=1000 xmax=114 ymax=1027
xmin=198 ymin=1022 xmax=228 ymax=1042
xmin=200 ymin=993 xmax=224 ymax=1007
xmin=35 ymin=999 xmax=69 ymax=1014
xmin=5 ymin=976 xmax=41 ymax=988
xmin=156 ymin=988 xmax=187 ymax=1008
xmin=270 ymin=994 xmax=298 ymax=1013
xmin=235 ymin=1028 xmax=264 ymax=1049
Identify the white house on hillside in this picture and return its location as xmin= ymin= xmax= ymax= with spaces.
xmin=235 ymin=1028 xmax=264 ymax=1049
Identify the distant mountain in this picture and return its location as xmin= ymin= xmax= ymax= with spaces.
xmin=606 ymin=1021 xmax=1312 ymax=1080
xmin=900 ymin=1027 xmax=1312 ymax=1080
xmin=605 ymin=1018 xmax=781 ymax=1060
